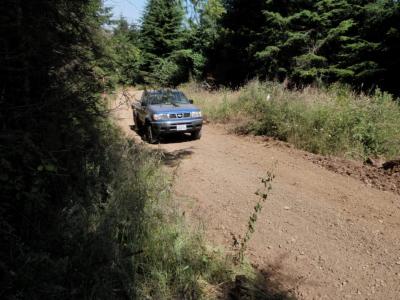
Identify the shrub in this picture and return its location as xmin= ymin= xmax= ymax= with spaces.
xmin=183 ymin=80 xmax=400 ymax=159
xmin=90 ymin=126 xmax=236 ymax=299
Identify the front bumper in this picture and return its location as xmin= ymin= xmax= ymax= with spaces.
xmin=151 ymin=118 xmax=203 ymax=135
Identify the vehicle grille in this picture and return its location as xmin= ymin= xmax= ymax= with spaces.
xmin=169 ymin=112 xmax=191 ymax=119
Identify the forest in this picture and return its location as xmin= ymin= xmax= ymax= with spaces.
xmin=109 ymin=0 xmax=400 ymax=94
xmin=1 ymin=0 xmax=399 ymax=299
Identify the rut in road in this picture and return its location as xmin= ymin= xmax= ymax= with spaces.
xmin=112 ymin=91 xmax=400 ymax=300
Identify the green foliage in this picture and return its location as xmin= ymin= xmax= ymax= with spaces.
xmin=93 ymin=133 xmax=235 ymax=299
xmin=235 ymin=172 xmax=275 ymax=264
xmin=111 ymin=18 xmax=142 ymax=85
xmin=114 ymin=0 xmax=399 ymax=94
xmin=107 ymin=0 xmax=400 ymax=93
xmin=189 ymin=0 xmax=225 ymax=79
xmin=93 ymin=17 xmax=143 ymax=87
xmin=0 ymin=0 xmax=236 ymax=298
xmin=150 ymin=57 xmax=182 ymax=87
xmin=141 ymin=0 xmax=185 ymax=58
xmin=140 ymin=0 xmax=190 ymax=86
xmin=136 ymin=0 xmax=222 ymax=86
xmin=210 ymin=0 xmax=268 ymax=84
xmin=205 ymin=0 xmax=400 ymax=94
xmin=0 ymin=0 xmax=128 ymax=297
xmin=186 ymin=81 xmax=400 ymax=159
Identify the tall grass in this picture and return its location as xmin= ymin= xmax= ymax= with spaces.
xmin=91 ymin=126 xmax=237 ymax=299
xmin=183 ymin=81 xmax=400 ymax=160
xmin=180 ymin=82 xmax=242 ymax=123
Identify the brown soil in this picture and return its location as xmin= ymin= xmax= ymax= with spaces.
xmin=111 ymin=89 xmax=400 ymax=300
xmin=305 ymin=153 xmax=400 ymax=196
xmin=242 ymin=136 xmax=400 ymax=196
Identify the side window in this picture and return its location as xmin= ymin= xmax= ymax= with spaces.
xmin=141 ymin=93 xmax=148 ymax=105
xmin=179 ymin=92 xmax=187 ymax=101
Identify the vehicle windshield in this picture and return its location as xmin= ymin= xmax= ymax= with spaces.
xmin=146 ymin=91 xmax=189 ymax=105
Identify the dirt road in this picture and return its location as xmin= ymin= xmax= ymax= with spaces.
xmin=112 ymin=91 xmax=400 ymax=300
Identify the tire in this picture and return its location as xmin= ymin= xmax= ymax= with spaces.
xmin=134 ymin=115 xmax=139 ymax=130
xmin=145 ymin=124 xmax=158 ymax=144
xmin=133 ymin=112 xmax=138 ymax=130
xmin=134 ymin=115 xmax=144 ymax=135
xmin=191 ymin=130 xmax=202 ymax=140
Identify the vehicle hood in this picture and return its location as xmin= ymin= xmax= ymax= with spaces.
xmin=148 ymin=104 xmax=200 ymax=113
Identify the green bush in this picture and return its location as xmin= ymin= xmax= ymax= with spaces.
xmin=189 ymin=81 xmax=400 ymax=159
xmin=89 ymin=125 xmax=236 ymax=299
xmin=147 ymin=50 xmax=203 ymax=87
xmin=0 ymin=1 xmax=241 ymax=298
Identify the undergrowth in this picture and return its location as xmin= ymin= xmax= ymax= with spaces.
xmin=182 ymin=81 xmax=400 ymax=160
xmin=95 ymin=125 xmax=239 ymax=299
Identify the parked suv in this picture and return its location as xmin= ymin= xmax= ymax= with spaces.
xmin=132 ymin=89 xmax=203 ymax=143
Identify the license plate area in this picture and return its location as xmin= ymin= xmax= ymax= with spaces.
xmin=177 ymin=124 xmax=187 ymax=131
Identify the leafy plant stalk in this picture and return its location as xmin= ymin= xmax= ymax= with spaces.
xmin=235 ymin=171 xmax=275 ymax=264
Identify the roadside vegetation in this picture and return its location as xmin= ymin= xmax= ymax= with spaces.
xmin=113 ymin=0 xmax=400 ymax=96
xmin=0 ymin=1 xmax=260 ymax=298
xmin=90 ymin=127 xmax=239 ymax=299
xmin=2 ymin=0 xmax=399 ymax=298
xmin=110 ymin=0 xmax=400 ymax=160
xmin=183 ymin=81 xmax=400 ymax=160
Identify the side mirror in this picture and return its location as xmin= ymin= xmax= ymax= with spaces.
xmin=189 ymin=99 xmax=194 ymax=104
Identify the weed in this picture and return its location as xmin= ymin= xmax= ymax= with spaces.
xmin=183 ymin=81 xmax=400 ymax=160
xmin=234 ymin=171 xmax=275 ymax=264
xmin=101 ymin=135 xmax=236 ymax=299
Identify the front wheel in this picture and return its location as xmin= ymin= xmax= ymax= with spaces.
xmin=191 ymin=130 xmax=202 ymax=140
xmin=134 ymin=113 xmax=141 ymax=130
xmin=145 ymin=124 xmax=158 ymax=144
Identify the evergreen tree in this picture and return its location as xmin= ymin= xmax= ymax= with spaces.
xmin=342 ymin=0 xmax=400 ymax=92
xmin=111 ymin=17 xmax=142 ymax=85
xmin=0 ymin=0 xmax=139 ymax=297
xmin=210 ymin=0 xmax=267 ymax=85
xmin=141 ymin=0 xmax=184 ymax=59
xmin=140 ymin=0 xmax=187 ymax=85
xmin=210 ymin=0 xmax=400 ymax=94
xmin=190 ymin=0 xmax=226 ymax=81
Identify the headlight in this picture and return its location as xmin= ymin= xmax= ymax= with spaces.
xmin=152 ymin=113 xmax=169 ymax=121
xmin=191 ymin=111 xmax=202 ymax=118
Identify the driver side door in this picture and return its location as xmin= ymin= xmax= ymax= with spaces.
xmin=137 ymin=93 xmax=149 ymax=124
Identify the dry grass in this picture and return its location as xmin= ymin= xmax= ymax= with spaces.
xmin=180 ymin=82 xmax=241 ymax=123
xmin=181 ymin=80 xmax=400 ymax=160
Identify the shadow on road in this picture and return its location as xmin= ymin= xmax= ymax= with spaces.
xmin=157 ymin=148 xmax=194 ymax=167
xmin=221 ymin=255 xmax=297 ymax=300
xmin=130 ymin=125 xmax=196 ymax=145
xmin=159 ymin=133 xmax=195 ymax=144
xmin=224 ymin=273 xmax=296 ymax=300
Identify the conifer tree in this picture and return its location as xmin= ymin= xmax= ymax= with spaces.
xmin=111 ymin=17 xmax=142 ymax=85
xmin=209 ymin=0 xmax=267 ymax=85
xmin=211 ymin=0 xmax=399 ymax=93
xmin=190 ymin=0 xmax=225 ymax=80
xmin=140 ymin=0 xmax=185 ymax=84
